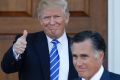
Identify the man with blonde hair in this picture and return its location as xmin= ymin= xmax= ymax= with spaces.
xmin=1 ymin=0 xmax=78 ymax=80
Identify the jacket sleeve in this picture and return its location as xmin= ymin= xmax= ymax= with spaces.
xmin=1 ymin=35 xmax=24 ymax=74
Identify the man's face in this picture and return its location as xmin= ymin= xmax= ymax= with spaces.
xmin=72 ymin=39 xmax=104 ymax=79
xmin=39 ymin=7 xmax=69 ymax=39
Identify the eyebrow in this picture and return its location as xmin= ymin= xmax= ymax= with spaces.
xmin=72 ymin=54 xmax=77 ymax=57
xmin=80 ymin=54 xmax=89 ymax=57
xmin=72 ymin=53 xmax=88 ymax=57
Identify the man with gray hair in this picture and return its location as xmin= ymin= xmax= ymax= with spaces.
xmin=1 ymin=0 xmax=78 ymax=80
xmin=71 ymin=31 xmax=120 ymax=80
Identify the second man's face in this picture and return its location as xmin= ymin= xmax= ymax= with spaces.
xmin=39 ymin=7 xmax=69 ymax=39
xmin=71 ymin=39 xmax=104 ymax=79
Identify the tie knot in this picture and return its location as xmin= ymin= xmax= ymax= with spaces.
xmin=51 ymin=39 xmax=59 ymax=45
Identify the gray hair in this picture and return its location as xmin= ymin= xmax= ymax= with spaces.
xmin=37 ymin=0 xmax=69 ymax=17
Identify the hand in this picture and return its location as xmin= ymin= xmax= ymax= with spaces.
xmin=13 ymin=30 xmax=28 ymax=54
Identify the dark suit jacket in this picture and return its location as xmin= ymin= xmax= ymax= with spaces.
xmin=74 ymin=69 xmax=120 ymax=80
xmin=1 ymin=31 xmax=78 ymax=80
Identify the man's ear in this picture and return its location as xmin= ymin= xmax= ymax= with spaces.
xmin=99 ymin=51 xmax=104 ymax=63
xmin=65 ymin=13 xmax=70 ymax=24
xmin=39 ymin=18 xmax=43 ymax=26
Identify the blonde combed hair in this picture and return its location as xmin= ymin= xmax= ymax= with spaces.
xmin=37 ymin=0 xmax=69 ymax=16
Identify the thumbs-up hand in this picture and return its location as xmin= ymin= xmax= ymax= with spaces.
xmin=13 ymin=30 xmax=28 ymax=54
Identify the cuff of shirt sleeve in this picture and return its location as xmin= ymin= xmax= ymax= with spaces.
xmin=12 ymin=47 xmax=21 ymax=60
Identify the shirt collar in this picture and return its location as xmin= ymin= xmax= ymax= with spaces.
xmin=82 ymin=65 xmax=104 ymax=80
xmin=46 ymin=31 xmax=67 ymax=44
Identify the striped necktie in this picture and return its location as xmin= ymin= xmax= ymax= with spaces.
xmin=50 ymin=39 xmax=60 ymax=80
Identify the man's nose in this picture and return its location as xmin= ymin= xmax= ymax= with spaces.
xmin=49 ymin=17 xmax=55 ymax=25
xmin=76 ymin=59 xmax=84 ymax=66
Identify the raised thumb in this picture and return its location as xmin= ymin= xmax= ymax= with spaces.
xmin=22 ymin=30 xmax=28 ymax=39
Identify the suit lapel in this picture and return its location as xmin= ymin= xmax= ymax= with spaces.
xmin=34 ymin=32 xmax=50 ymax=80
xmin=73 ymin=78 xmax=82 ymax=80
xmin=67 ymin=36 xmax=78 ymax=79
xmin=100 ymin=69 xmax=110 ymax=80
xmin=68 ymin=36 xmax=73 ymax=77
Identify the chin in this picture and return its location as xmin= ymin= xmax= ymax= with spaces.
xmin=78 ymin=72 xmax=87 ymax=77
xmin=49 ymin=35 xmax=58 ymax=39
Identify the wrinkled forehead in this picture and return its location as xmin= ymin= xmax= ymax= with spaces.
xmin=44 ymin=5 xmax=64 ymax=11
xmin=39 ymin=5 xmax=65 ymax=14
xmin=38 ymin=6 xmax=66 ymax=18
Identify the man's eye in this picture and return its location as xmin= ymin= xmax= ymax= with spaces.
xmin=72 ymin=54 xmax=78 ymax=59
xmin=81 ymin=55 xmax=88 ymax=57
xmin=73 ymin=55 xmax=77 ymax=58
xmin=55 ymin=15 xmax=60 ymax=17
xmin=80 ymin=54 xmax=88 ymax=59
xmin=43 ymin=16 xmax=50 ymax=20
xmin=54 ymin=16 xmax=61 ymax=18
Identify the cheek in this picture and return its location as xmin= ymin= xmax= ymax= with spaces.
xmin=40 ymin=20 xmax=48 ymax=27
xmin=58 ymin=19 xmax=66 ymax=25
xmin=73 ymin=59 xmax=77 ymax=65
xmin=86 ymin=59 xmax=100 ymax=73
xmin=73 ymin=59 xmax=78 ymax=66
xmin=59 ymin=22 xmax=66 ymax=30
xmin=73 ymin=61 xmax=79 ymax=71
xmin=41 ymin=22 xmax=47 ymax=27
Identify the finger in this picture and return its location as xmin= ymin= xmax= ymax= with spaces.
xmin=17 ymin=38 xmax=27 ymax=45
xmin=17 ymin=47 xmax=25 ymax=53
xmin=16 ymin=49 xmax=24 ymax=54
xmin=13 ymin=40 xmax=27 ymax=54
xmin=15 ymin=42 xmax=27 ymax=49
xmin=14 ymin=44 xmax=26 ymax=54
xmin=21 ymin=30 xmax=28 ymax=39
xmin=19 ymin=40 xmax=27 ymax=45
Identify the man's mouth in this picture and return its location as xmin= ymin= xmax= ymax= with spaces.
xmin=77 ymin=68 xmax=87 ymax=73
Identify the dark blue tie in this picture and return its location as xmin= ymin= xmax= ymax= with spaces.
xmin=50 ymin=39 xmax=60 ymax=80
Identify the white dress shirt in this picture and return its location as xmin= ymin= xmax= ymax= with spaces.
xmin=82 ymin=65 xmax=104 ymax=80
xmin=46 ymin=31 xmax=69 ymax=80
xmin=13 ymin=46 xmax=21 ymax=60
